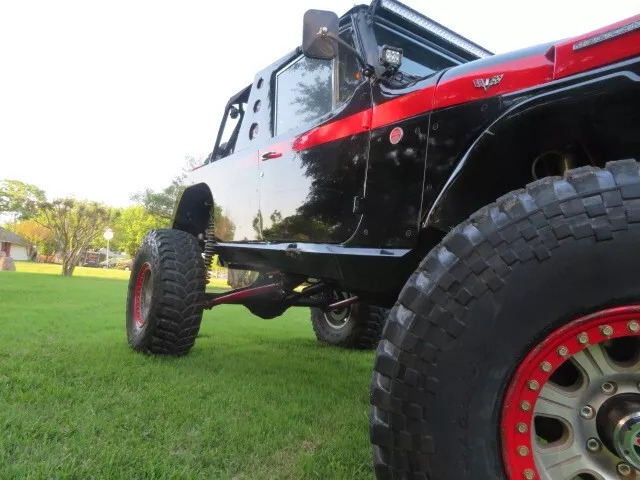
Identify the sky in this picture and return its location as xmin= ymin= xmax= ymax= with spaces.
xmin=1 ymin=0 xmax=638 ymax=206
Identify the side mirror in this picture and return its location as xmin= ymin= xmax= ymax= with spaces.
xmin=302 ymin=9 xmax=339 ymax=60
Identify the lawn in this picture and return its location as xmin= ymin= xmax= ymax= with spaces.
xmin=0 ymin=264 xmax=376 ymax=479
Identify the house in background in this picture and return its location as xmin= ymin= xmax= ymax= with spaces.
xmin=0 ymin=227 xmax=31 ymax=261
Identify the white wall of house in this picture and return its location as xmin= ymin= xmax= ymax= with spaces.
xmin=9 ymin=244 xmax=28 ymax=261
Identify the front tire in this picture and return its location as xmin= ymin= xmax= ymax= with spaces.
xmin=126 ymin=229 xmax=207 ymax=356
xmin=371 ymin=161 xmax=640 ymax=479
xmin=311 ymin=301 xmax=387 ymax=349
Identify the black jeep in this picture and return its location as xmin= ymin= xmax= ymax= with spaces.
xmin=125 ymin=1 xmax=640 ymax=478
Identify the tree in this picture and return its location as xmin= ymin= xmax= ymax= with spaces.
xmin=131 ymin=156 xmax=200 ymax=221
xmin=38 ymin=199 xmax=118 ymax=276
xmin=12 ymin=219 xmax=57 ymax=255
xmin=0 ymin=179 xmax=45 ymax=221
xmin=114 ymin=206 xmax=166 ymax=257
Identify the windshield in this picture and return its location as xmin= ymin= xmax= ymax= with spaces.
xmin=373 ymin=22 xmax=458 ymax=77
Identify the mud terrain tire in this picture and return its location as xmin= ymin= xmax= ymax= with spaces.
xmin=126 ymin=229 xmax=207 ymax=356
xmin=311 ymin=303 xmax=387 ymax=349
xmin=370 ymin=160 xmax=640 ymax=479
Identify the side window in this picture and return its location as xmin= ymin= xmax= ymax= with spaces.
xmin=337 ymin=30 xmax=362 ymax=104
xmin=275 ymin=30 xmax=363 ymax=136
xmin=218 ymin=106 xmax=243 ymax=152
xmin=275 ymin=56 xmax=332 ymax=135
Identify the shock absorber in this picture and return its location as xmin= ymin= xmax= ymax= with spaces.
xmin=203 ymin=214 xmax=216 ymax=284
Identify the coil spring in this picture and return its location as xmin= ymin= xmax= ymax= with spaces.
xmin=203 ymin=214 xmax=216 ymax=284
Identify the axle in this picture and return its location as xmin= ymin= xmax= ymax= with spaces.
xmin=203 ymin=280 xmax=359 ymax=316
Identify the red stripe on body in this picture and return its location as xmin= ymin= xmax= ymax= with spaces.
xmin=371 ymin=86 xmax=436 ymax=129
xmin=554 ymin=14 xmax=640 ymax=79
xmin=434 ymin=54 xmax=554 ymax=110
xmin=292 ymin=109 xmax=372 ymax=151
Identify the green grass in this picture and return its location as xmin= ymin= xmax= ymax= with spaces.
xmin=0 ymin=267 xmax=376 ymax=479
xmin=14 ymin=262 xmax=230 ymax=289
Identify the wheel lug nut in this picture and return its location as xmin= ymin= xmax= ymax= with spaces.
xmin=601 ymin=381 xmax=617 ymax=395
xmin=577 ymin=332 xmax=589 ymax=344
xmin=628 ymin=320 xmax=640 ymax=333
xmin=557 ymin=345 xmax=569 ymax=357
xmin=617 ymin=462 xmax=632 ymax=476
xmin=601 ymin=325 xmax=614 ymax=337
xmin=580 ymin=405 xmax=595 ymax=419
xmin=523 ymin=468 xmax=535 ymax=479
xmin=586 ymin=437 xmax=601 ymax=452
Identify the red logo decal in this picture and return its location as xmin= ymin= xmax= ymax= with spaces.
xmin=389 ymin=127 xmax=403 ymax=145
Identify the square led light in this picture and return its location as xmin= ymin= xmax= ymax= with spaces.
xmin=380 ymin=45 xmax=403 ymax=68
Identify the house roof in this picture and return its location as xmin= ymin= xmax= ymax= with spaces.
xmin=0 ymin=227 xmax=30 ymax=246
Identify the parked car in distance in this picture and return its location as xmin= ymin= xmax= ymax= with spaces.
xmin=100 ymin=258 xmax=132 ymax=270
xmin=117 ymin=259 xmax=133 ymax=271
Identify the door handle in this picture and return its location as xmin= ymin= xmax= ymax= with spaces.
xmin=261 ymin=151 xmax=282 ymax=161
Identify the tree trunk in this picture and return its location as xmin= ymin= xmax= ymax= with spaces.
xmin=62 ymin=258 xmax=75 ymax=276
xmin=61 ymin=251 xmax=77 ymax=276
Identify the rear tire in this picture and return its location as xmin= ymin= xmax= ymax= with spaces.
xmin=311 ymin=302 xmax=387 ymax=349
xmin=126 ymin=229 xmax=207 ymax=356
xmin=370 ymin=161 xmax=640 ymax=479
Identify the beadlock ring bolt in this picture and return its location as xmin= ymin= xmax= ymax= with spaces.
xmin=628 ymin=320 xmax=640 ymax=333
xmin=523 ymin=469 xmax=535 ymax=480
xmin=601 ymin=381 xmax=617 ymax=395
xmin=586 ymin=437 xmax=601 ymax=453
xmin=617 ymin=462 xmax=632 ymax=476
xmin=580 ymin=405 xmax=595 ymax=419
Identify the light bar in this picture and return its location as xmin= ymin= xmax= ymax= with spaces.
xmin=379 ymin=0 xmax=492 ymax=59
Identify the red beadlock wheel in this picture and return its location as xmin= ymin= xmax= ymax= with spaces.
xmin=132 ymin=262 xmax=152 ymax=328
xmin=502 ymin=306 xmax=640 ymax=479
xmin=125 ymin=229 xmax=206 ymax=355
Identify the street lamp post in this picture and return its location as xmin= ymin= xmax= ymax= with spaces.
xmin=104 ymin=228 xmax=114 ymax=268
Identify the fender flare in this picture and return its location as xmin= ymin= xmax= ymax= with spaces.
xmin=425 ymin=68 xmax=640 ymax=231
xmin=172 ymin=183 xmax=213 ymax=237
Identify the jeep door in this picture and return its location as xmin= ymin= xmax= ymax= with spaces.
xmin=188 ymin=87 xmax=261 ymax=242
xmin=257 ymin=28 xmax=372 ymax=244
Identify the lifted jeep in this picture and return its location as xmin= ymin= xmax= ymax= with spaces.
xmin=126 ymin=1 xmax=640 ymax=478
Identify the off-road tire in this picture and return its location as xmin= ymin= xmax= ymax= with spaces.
xmin=311 ymin=303 xmax=388 ymax=349
xmin=126 ymin=229 xmax=207 ymax=356
xmin=370 ymin=160 xmax=640 ymax=479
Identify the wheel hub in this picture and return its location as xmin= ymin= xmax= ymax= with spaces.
xmin=598 ymin=394 xmax=640 ymax=470
xmin=501 ymin=306 xmax=640 ymax=480
xmin=323 ymin=291 xmax=351 ymax=329
xmin=324 ymin=308 xmax=348 ymax=328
